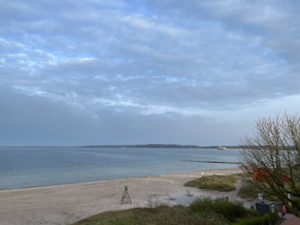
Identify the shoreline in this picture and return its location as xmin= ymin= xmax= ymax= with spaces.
xmin=0 ymin=166 xmax=238 ymax=192
xmin=0 ymin=166 xmax=242 ymax=225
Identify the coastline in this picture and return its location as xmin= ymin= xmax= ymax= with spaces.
xmin=0 ymin=166 xmax=242 ymax=225
xmin=0 ymin=165 xmax=238 ymax=192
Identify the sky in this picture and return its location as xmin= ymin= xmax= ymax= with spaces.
xmin=0 ymin=0 xmax=300 ymax=146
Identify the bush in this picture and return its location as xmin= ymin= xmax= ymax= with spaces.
xmin=189 ymin=197 xmax=214 ymax=213
xmin=273 ymin=208 xmax=280 ymax=223
xmin=190 ymin=197 xmax=254 ymax=222
xmin=291 ymin=197 xmax=300 ymax=211
xmin=235 ymin=215 xmax=268 ymax=225
xmin=235 ymin=209 xmax=280 ymax=225
xmin=215 ymin=200 xmax=247 ymax=222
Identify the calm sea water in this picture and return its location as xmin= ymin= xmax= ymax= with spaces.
xmin=0 ymin=147 xmax=241 ymax=190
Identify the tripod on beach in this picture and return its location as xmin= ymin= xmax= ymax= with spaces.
xmin=121 ymin=186 xmax=132 ymax=204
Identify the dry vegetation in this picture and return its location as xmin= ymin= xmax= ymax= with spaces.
xmin=184 ymin=175 xmax=237 ymax=192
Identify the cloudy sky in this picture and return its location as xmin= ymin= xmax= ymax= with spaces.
xmin=1 ymin=0 xmax=299 ymax=146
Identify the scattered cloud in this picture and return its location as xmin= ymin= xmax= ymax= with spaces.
xmin=0 ymin=0 xmax=299 ymax=145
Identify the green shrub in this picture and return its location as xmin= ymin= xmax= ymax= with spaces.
xmin=213 ymin=199 xmax=248 ymax=222
xmin=236 ymin=216 xmax=266 ymax=225
xmin=273 ymin=208 xmax=280 ymax=222
xmin=235 ymin=210 xmax=280 ymax=225
xmin=291 ymin=197 xmax=300 ymax=211
xmin=190 ymin=197 xmax=252 ymax=222
xmin=189 ymin=197 xmax=215 ymax=213
xmin=235 ymin=214 xmax=269 ymax=225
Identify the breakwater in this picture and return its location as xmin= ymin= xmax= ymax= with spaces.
xmin=182 ymin=159 xmax=238 ymax=164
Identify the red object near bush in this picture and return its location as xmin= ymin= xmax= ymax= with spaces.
xmin=244 ymin=166 xmax=290 ymax=183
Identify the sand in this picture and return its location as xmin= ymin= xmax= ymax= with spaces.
xmin=0 ymin=167 xmax=244 ymax=225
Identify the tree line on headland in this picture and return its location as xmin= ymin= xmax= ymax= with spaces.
xmin=81 ymin=144 xmax=203 ymax=148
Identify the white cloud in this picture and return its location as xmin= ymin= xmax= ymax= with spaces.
xmin=0 ymin=0 xmax=299 ymax=145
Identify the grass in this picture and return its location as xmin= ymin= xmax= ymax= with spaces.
xmin=237 ymin=180 xmax=261 ymax=199
xmin=231 ymin=173 xmax=251 ymax=179
xmin=73 ymin=198 xmax=262 ymax=225
xmin=184 ymin=175 xmax=237 ymax=192
xmin=73 ymin=204 xmax=230 ymax=225
xmin=237 ymin=180 xmax=279 ymax=201
xmin=184 ymin=173 xmax=280 ymax=200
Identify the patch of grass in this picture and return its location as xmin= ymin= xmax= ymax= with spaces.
xmin=231 ymin=173 xmax=251 ymax=179
xmin=237 ymin=181 xmax=279 ymax=201
xmin=184 ymin=175 xmax=237 ymax=192
xmin=73 ymin=205 xmax=231 ymax=225
xmin=237 ymin=180 xmax=261 ymax=199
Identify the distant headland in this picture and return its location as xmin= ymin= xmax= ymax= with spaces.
xmin=81 ymin=144 xmax=202 ymax=148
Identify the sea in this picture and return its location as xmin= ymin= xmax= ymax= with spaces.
xmin=0 ymin=147 xmax=241 ymax=190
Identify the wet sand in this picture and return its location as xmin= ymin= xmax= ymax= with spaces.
xmin=0 ymin=167 xmax=243 ymax=225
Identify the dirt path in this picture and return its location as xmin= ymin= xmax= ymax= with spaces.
xmin=228 ymin=179 xmax=243 ymax=199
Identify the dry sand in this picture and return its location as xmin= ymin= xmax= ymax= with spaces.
xmin=0 ymin=167 xmax=244 ymax=225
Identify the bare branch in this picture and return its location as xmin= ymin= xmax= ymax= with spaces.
xmin=239 ymin=113 xmax=300 ymax=217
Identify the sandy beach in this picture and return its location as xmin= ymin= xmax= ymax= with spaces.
xmin=0 ymin=167 xmax=243 ymax=225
